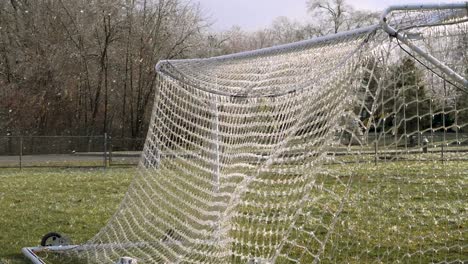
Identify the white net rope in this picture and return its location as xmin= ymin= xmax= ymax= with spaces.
xmin=64 ymin=6 xmax=467 ymax=264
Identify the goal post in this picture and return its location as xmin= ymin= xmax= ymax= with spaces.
xmin=23 ymin=2 xmax=468 ymax=263
xmin=380 ymin=3 xmax=468 ymax=91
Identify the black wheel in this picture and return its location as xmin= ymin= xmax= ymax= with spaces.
xmin=40 ymin=232 xmax=70 ymax=247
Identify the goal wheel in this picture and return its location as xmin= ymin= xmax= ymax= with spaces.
xmin=40 ymin=232 xmax=71 ymax=247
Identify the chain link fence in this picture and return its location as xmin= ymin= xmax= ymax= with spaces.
xmin=1 ymin=132 xmax=466 ymax=168
xmin=0 ymin=135 xmax=145 ymax=168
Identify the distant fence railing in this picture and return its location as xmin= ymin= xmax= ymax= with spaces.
xmin=0 ymin=135 xmax=145 ymax=168
xmin=1 ymin=132 xmax=466 ymax=169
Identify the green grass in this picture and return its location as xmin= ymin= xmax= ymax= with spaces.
xmin=317 ymin=161 xmax=467 ymax=263
xmin=0 ymin=161 xmax=466 ymax=263
xmin=228 ymin=161 xmax=467 ymax=263
xmin=0 ymin=167 xmax=135 ymax=264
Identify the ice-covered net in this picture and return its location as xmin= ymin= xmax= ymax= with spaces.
xmin=63 ymin=5 xmax=467 ymax=264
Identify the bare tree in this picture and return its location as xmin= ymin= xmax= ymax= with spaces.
xmin=306 ymin=0 xmax=378 ymax=35
xmin=0 ymin=0 xmax=208 ymax=138
xmin=0 ymin=0 xmax=382 ymax=139
xmin=346 ymin=10 xmax=379 ymax=30
xmin=270 ymin=16 xmax=306 ymax=45
xmin=307 ymin=0 xmax=351 ymax=34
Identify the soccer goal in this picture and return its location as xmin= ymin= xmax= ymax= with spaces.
xmin=23 ymin=3 xmax=468 ymax=263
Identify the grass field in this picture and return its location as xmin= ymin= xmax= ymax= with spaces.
xmin=0 ymin=161 xmax=466 ymax=263
xmin=0 ymin=167 xmax=135 ymax=264
xmin=318 ymin=161 xmax=467 ymax=263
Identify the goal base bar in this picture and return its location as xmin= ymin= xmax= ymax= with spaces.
xmin=22 ymin=242 xmax=151 ymax=263
xmin=22 ymin=245 xmax=79 ymax=264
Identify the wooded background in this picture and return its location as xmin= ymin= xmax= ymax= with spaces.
xmin=0 ymin=0 xmax=466 ymax=141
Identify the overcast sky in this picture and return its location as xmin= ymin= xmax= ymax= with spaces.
xmin=197 ymin=0 xmax=462 ymax=31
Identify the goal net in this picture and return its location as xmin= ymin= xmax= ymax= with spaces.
xmin=58 ymin=4 xmax=466 ymax=263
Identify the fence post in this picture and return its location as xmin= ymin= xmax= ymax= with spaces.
xmin=19 ymin=136 xmax=23 ymax=170
xmin=7 ymin=134 xmax=12 ymax=155
xmin=441 ymin=142 xmax=444 ymax=163
xmin=108 ymin=135 xmax=113 ymax=166
xmin=374 ymin=141 xmax=378 ymax=166
xmin=103 ymin=133 xmax=108 ymax=168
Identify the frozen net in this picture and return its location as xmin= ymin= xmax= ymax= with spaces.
xmin=65 ymin=5 xmax=467 ymax=264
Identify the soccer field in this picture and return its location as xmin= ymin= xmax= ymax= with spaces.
xmin=0 ymin=168 xmax=135 ymax=264
xmin=0 ymin=161 xmax=466 ymax=263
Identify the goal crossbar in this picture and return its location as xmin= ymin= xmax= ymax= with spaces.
xmin=380 ymin=2 xmax=468 ymax=91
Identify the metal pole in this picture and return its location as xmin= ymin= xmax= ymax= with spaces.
xmin=374 ymin=141 xmax=378 ymax=166
xmin=211 ymin=102 xmax=220 ymax=193
xmin=441 ymin=143 xmax=444 ymax=163
xmin=19 ymin=136 xmax=23 ymax=170
xmin=210 ymin=100 xmax=221 ymax=246
xmin=7 ymin=134 xmax=12 ymax=155
xmin=108 ymin=135 xmax=113 ymax=166
xmin=380 ymin=3 xmax=468 ymax=91
xmin=103 ymin=133 xmax=108 ymax=168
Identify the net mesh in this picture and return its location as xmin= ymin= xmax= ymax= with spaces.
xmin=65 ymin=5 xmax=467 ymax=263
